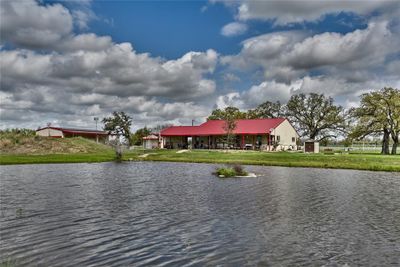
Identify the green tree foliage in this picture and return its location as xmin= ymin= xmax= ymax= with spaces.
xmin=102 ymin=111 xmax=132 ymax=145
xmin=152 ymin=124 xmax=173 ymax=133
xmin=383 ymin=88 xmax=400 ymax=154
xmin=208 ymin=107 xmax=243 ymax=147
xmin=207 ymin=106 xmax=246 ymax=120
xmin=0 ymin=128 xmax=36 ymax=139
xmin=247 ymin=101 xmax=284 ymax=119
xmin=130 ymin=127 xmax=151 ymax=146
xmin=351 ymin=87 xmax=400 ymax=154
xmin=286 ymin=93 xmax=346 ymax=141
xmin=222 ymin=113 xmax=237 ymax=147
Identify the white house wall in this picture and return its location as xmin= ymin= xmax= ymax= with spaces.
xmin=274 ymin=120 xmax=298 ymax=150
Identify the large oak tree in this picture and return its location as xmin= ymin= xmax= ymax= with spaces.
xmin=247 ymin=101 xmax=284 ymax=119
xmin=351 ymin=87 xmax=400 ymax=154
xmin=286 ymin=93 xmax=346 ymax=141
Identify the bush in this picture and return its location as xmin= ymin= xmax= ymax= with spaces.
xmin=0 ymin=128 xmax=35 ymax=139
xmin=233 ymin=164 xmax=247 ymax=176
xmin=216 ymin=167 xmax=236 ymax=177
xmin=216 ymin=164 xmax=248 ymax=177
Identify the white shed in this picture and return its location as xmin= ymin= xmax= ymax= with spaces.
xmin=143 ymin=135 xmax=160 ymax=149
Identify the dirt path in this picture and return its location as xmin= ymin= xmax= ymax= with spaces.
xmin=138 ymin=153 xmax=158 ymax=158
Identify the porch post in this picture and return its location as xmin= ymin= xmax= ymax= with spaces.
xmin=242 ymin=134 xmax=245 ymax=149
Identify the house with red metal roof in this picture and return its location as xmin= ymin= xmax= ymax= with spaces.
xmin=160 ymin=118 xmax=299 ymax=151
xmin=36 ymin=126 xmax=109 ymax=143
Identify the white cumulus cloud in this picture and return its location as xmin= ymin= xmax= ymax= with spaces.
xmin=221 ymin=22 xmax=248 ymax=37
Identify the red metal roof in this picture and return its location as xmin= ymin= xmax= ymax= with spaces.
xmin=143 ymin=134 xmax=159 ymax=140
xmin=161 ymin=118 xmax=286 ymax=136
xmin=37 ymin=127 xmax=109 ymax=136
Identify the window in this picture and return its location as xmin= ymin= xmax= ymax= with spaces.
xmin=292 ymin=137 xmax=296 ymax=142
xmin=276 ymin=135 xmax=280 ymax=142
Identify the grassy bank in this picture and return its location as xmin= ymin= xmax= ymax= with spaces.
xmin=122 ymin=149 xmax=400 ymax=172
xmin=0 ymin=136 xmax=115 ymax=165
xmin=1 ymin=137 xmax=399 ymax=171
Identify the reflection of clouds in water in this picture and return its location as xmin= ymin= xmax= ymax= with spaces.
xmin=0 ymin=163 xmax=399 ymax=266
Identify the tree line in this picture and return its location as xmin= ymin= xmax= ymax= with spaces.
xmin=207 ymin=87 xmax=399 ymax=155
xmin=102 ymin=87 xmax=399 ymax=155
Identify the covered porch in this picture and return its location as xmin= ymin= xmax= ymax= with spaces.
xmin=163 ymin=134 xmax=277 ymax=150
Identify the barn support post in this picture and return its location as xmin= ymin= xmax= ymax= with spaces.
xmin=268 ymin=133 xmax=271 ymax=151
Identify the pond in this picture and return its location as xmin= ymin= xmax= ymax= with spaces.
xmin=0 ymin=162 xmax=399 ymax=266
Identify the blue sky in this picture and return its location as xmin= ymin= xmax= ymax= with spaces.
xmin=1 ymin=0 xmax=399 ymax=129
xmin=89 ymin=1 xmax=240 ymax=58
xmin=80 ymin=1 xmax=369 ymax=58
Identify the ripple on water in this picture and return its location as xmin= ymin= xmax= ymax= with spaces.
xmin=0 ymin=162 xmax=399 ymax=266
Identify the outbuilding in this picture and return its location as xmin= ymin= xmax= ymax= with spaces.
xmin=143 ymin=134 xmax=160 ymax=149
xmin=36 ymin=126 xmax=109 ymax=142
xmin=304 ymin=140 xmax=320 ymax=153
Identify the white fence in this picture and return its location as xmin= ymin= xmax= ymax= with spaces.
xmin=320 ymin=145 xmax=381 ymax=152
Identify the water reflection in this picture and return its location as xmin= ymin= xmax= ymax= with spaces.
xmin=0 ymin=162 xmax=399 ymax=266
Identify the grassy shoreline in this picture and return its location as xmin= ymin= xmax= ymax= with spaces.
xmin=1 ymin=149 xmax=399 ymax=172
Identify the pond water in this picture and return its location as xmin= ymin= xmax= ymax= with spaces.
xmin=0 ymin=162 xmax=399 ymax=266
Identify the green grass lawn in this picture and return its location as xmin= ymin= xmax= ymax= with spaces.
xmin=123 ymin=149 xmax=400 ymax=172
xmin=1 ymin=145 xmax=399 ymax=172
xmin=0 ymin=152 xmax=116 ymax=165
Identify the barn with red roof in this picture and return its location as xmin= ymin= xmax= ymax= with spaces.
xmin=36 ymin=126 xmax=109 ymax=143
xmin=160 ymin=118 xmax=299 ymax=151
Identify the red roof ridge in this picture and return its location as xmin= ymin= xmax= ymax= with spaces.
xmin=206 ymin=117 xmax=286 ymax=121
xmin=161 ymin=118 xmax=290 ymax=136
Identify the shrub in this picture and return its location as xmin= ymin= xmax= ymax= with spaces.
xmin=233 ymin=164 xmax=247 ymax=176
xmin=216 ymin=164 xmax=248 ymax=177
xmin=216 ymin=167 xmax=236 ymax=177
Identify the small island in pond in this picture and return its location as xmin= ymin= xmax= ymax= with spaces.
xmin=215 ymin=164 xmax=257 ymax=178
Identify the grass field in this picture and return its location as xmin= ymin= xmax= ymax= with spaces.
xmin=0 ymin=137 xmax=115 ymax=164
xmin=1 ymin=137 xmax=399 ymax=172
xmin=122 ymin=149 xmax=400 ymax=172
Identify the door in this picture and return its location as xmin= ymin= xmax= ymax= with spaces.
xmin=305 ymin=142 xmax=314 ymax=152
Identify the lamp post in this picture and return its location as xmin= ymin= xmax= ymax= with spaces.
xmin=94 ymin=117 xmax=99 ymax=130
